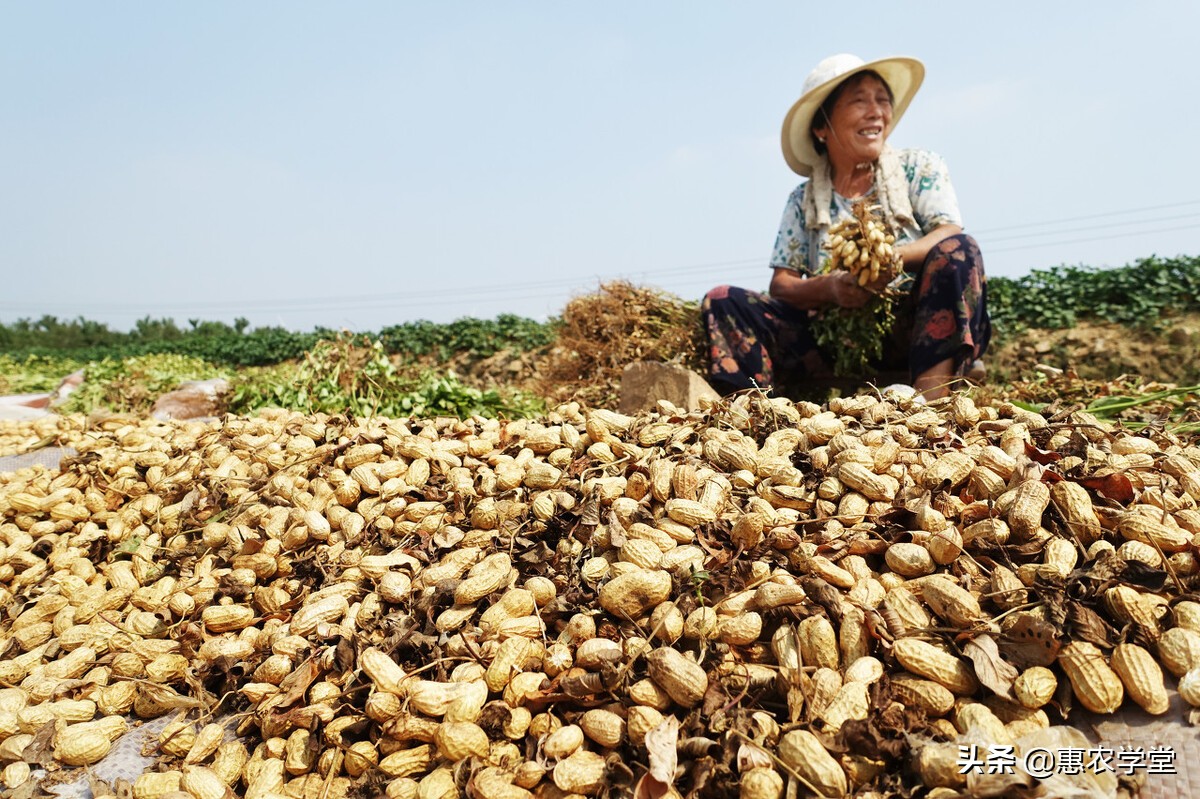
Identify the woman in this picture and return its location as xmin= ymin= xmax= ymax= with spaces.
xmin=703 ymin=53 xmax=990 ymax=400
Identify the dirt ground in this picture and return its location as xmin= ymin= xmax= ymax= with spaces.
xmin=988 ymin=312 xmax=1200 ymax=385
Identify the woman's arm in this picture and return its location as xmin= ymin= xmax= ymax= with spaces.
xmin=895 ymin=223 xmax=962 ymax=270
xmin=768 ymin=267 xmax=874 ymax=310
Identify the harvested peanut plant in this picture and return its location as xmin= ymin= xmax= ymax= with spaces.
xmin=812 ymin=202 xmax=906 ymax=377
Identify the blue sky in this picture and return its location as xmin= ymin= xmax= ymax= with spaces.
xmin=3 ymin=2 xmax=1198 ymax=331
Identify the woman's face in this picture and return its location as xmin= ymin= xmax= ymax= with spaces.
xmin=813 ymin=74 xmax=894 ymax=168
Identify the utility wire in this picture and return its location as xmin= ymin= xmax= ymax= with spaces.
xmin=970 ymin=199 xmax=1200 ymax=235
xmin=0 ymin=279 xmax=602 ymax=313
xmin=987 ymin=222 xmax=1200 ymax=254
xmin=2 ymin=203 xmax=1197 ymax=317
xmin=14 ymin=258 xmax=756 ymax=313
xmin=979 ymin=212 xmax=1200 ymax=244
xmin=0 ymin=257 xmax=768 ymax=314
xmin=15 ymin=287 xmax=581 ymax=317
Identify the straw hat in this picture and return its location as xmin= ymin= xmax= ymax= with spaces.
xmin=781 ymin=54 xmax=925 ymax=176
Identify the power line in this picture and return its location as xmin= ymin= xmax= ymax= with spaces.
xmin=987 ymin=222 xmax=1200 ymax=254
xmin=980 ymin=212 xmax=1200 ymax=244
xmin=615 ymin=257 xmax=764 ymax=278
xmin=0 ymin=255 xmax=768 ymax=314
xmin=970 ymin=199 xmax=1200 ymax=235
xmin=0 ymin=280 xmax=594 ymax=314
xmin=109 ymin=287 xmax=582 ymax=316
xmin=0 ymin=277 xmax=590 ymax=313
xmin=2 ymin=202 xmax=1197 ymax=318
xmin=0 ymin=258 xmax=768 ymax=315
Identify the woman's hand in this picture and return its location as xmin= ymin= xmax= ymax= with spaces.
xmin=828 ymin=271 xmax=874 ymax=308
xmin=769 ymin=267 xmax=875 ymax=310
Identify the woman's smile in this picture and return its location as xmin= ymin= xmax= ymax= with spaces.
xmin=815 ymin=74 xmax=894 ymax=169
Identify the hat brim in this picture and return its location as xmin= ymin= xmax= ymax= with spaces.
xmin=781 ymin=56 xmax=925 ymax=177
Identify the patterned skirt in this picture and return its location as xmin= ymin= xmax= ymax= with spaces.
xmin=701 ymin=233 xmax=991 ymax=394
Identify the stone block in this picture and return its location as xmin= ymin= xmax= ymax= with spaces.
xmin=152 ymin=378 xmax=230 ymax=421
xmin=618 ymin=361 xmax=720 ymax=415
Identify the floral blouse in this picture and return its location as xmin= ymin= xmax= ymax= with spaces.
xmin=769 ymin=148 xmax=963 ymax=276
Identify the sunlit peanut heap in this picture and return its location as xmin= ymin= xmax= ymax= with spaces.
xmin=825 ymin=202 xmax=903 ymax=289
xmin=1 ymin=393 xmax=1200 ymax=797
xmin=0 ymin=415 xmax=87 ymax=458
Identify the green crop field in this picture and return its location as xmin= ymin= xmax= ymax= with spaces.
xmin=2 ymin=254 xmax=1199 ymax=424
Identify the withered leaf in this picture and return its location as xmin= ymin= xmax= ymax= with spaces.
xmin=1009 ymin=539 xmax=1049 ymax=557
xmin=606 ymin=509 xmax=628 ymax=549
xmin=870 ymin=678 xmax=895 ymax=713
xmin=694 ymin=526 xmax=728 ymax=562
xmin=217 ymin=570 xmax=255 ymax=601
xmin=688 ymin=757 xmax=722 ymax=799
xmin=999 ymin=615 xmax=1062 ymax=668
xmin=275 ymin=656 xmax=322 ymax=708
xmin=963 ymin=634 xmax=1019 ymax=701
xmin=1023 ymin=440 xmax=1063 ymax=464
xmin=513 ymin=688 xmax=570 ymax=711
xmin=517 ymin=540 xmax=554 ymax=566
xmin=22 ymin=720 xmax=56 ymax=769
xmin=799 ymin=576 xmax=845 ymax=625
xmin=139 ymin=682 xmax=203 ymax=713
xmin=268 ymin=702 xmax=334 ymax=730
xmin=846 ymin=536 xmax=889 ymax=556
xmin=560 ymin=671 xmax=605 ymax=698
xmin=645 ymin=716 xmax=679 ymax=784
xmin=815 ymin=534 xmax=850 ymax=553
xmin=1078 ymin=471 xmax=1135 ymax=504
xmin=837 ymin=717 xmax=908 ymax=761
xmin=88 ymin=774 xmax=113 ymax=799
xmin=332 ymin=637 xmax=355 ymax=673
xmin=603 ymin=752 xmax=636 ymax=789
xmin=1130 ymin=623 xmax=1159 ymax=650
xmin=238 ymin=537 xmax=265 ymax=556
xmin=875 ymin=698 xmax=925 ymax=740
xmin=182 ymin=668 xmax=218 ymax=710
xmin=420 ymin=484 xmax=448 ymax=503
xmin=178 ymin=487 xmax=201 ymax=516
xmin=700 ymin=678 xmax=729 ymax=719
xmin=632 ymin=778 xmax=674 ymax=799
xmin=578 ymin=491 xmax=602 ymax=526
xmin=1121 ymin=561 xmax=1168 ymax=592
xmin=1040 ymin=587 xmax=1069 ymax=629
xmin=8 ymin=778 xmax=49 ymax=799
xmin=1064 ymin=428 xmax=1091 ymax=459
xmin=1066 ymin=602 xmax=1116 ymax=649
xmin=1085 ymin=548 xmax=1126 ymax=582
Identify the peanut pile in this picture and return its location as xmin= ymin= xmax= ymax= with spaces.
xmin=2 ymin=391 xmax=1200 ymax=799
xmin=0 ymin=416 xmax=82 ymax=458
